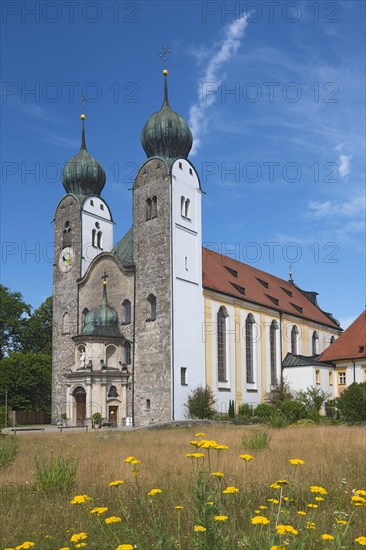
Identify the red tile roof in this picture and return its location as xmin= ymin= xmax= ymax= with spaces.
xmin=320 ymin=310 xmax=366 ymax=361
xmin=202 ymin=247 xmax=340 ymax=329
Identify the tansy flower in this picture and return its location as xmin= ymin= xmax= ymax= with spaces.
xmin=351 ymin=495 xmax=366 ymax=506
xmin=90 ymin=507 xmax=108 ymax=515
xmin=297 ymin=511 xmax=306 ymax=516
xmin=239 ymin=454 xmax=254 ymax=461
xmin=195 ymin=432 xmax=206 ymax=437
xmin=15 ymin=544 xmax=35 ymax=550
xmin=283 ymin=497 xmax=289 ymax=502
xmin=116 ymin=546 xmax=134 ymax=550
xmin=336 ymin=519 xmax=348 ymax=525
xmin=223 ymin=486 xmax=239 ymax=494
xmin=215 ymin=515 xmax=228 ymax=521
xmin=59 ymin=548 xmax=70 ymax=550
xmin=270 ymin=483 xmax=281 ymax=489
xmin=276 ymin=480 xmax=289 ymax=485
xmin=315 ymin=496 xmax=325 ymax=501
xmin=109 ymin=480 xmax=124 ymax=487
xmin=186 ymin=452 xmax=205 ymax=459
xmin=105 ymin=516 xmax=122 ymax=524
xmin=190 ymin=440 xmax=200 ymax=447
xmin=131 ymin=459 xmax=140 ymax=465
xmin=124 ymin=456 xmax=135 ymax=463
xmin=308 ymin=503 xmax=318 ymax=508
xmin=270 ymin=547 xmax=286 ymax=550
xmin=194 ymin=525 xmax=206 ymax=532
xmin=289 ymin=458 xmax=304 ymax=465
xmin=70 ymin=495 xmax=91 ymax=505
xmin=251 ymin=515 xmax=270 ymax=525
xmin=175 ymin=506 xmax=184 ymax=509
xmin=310 ymin=485 xmax=327 ymax=495
xmin=267 ymin=498 xmax=279 ymax=504
xmin=259 ymin=505 xmax=267 ymax=510
xmin=306 ymin=522 xmax=316 ymax=530
xmin=70 ymin=533 xmax=88 ymax=543
xmin=355 ymin=490 xmax=366 ymax=496
xmin=147 ymin=488 xmax=163 ymax=496
xmin=321 ymin=534 xmax=335 ymax=540
xmin=211 ymin=471 xmax=224 ymax=477
xmin=354 ymin=537 xmax=366 ymax=546
xmin=198 ymin=439 xmax=218 ymax=449
xmin=276 ymin=525 xmax=298 ymax=535
xmin=215 ymin=444 xmax=229 ymax=451
xmin=75 ymin=545 xmax=86 ymax=549
xmin=207 ymin=501 xmax=214 ymax=506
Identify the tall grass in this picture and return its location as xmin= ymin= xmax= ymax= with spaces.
xmin=0 ymin=425 xmax=365 ymax=549
xmin=0 ymin=434 xmax=18 ymax=469
xmin=34 ymin=452 xmax=78 ymax=494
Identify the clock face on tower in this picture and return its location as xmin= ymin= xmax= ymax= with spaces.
xmin=59 ymin=247 xmax=75 ymax=273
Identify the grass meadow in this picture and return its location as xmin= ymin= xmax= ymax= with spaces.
xmin=1 ymin=424 xmax=365 ymax=550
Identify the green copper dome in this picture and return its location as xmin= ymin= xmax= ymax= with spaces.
xmin=81 ymin=282 xmax=120 ymax=338
xmin=141 ymin=72 xmax=193 ymax=163
xmin=62 ymin=118 xmax=106 ymax=197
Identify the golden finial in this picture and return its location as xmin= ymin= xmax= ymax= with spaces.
xmin=80 ymin=95 xmax=86 ymax=120
xmin=80 ymin=113 xmax=86 ymax=120
xmin=163 ymin=68 xmax=168 ymax=76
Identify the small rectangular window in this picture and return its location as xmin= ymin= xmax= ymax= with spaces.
xmin=179 ymin=162 xmax=183 ymax=169
xmin=181 ymin=367 xmax=187 ymax=385
xmin=146 ymin=399 xmax=151 ymax=410
xmin=329 ymin=371 xmax=333 ymax=386
xmin=100 ymin=204 xmax=104 ymax=210
xmin=90 ymin=200 xmax=94 ymax=206
xmin=316 ymin=369 xmax=320 ymax=385
xmin=339 ymin=372 xmax=346 ymax=385
xmin=189 ymin=167 xmax=193 ymax=175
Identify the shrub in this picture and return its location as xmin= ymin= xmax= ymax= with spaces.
xmin=0 ymin=435 xmax=18 ymax=469
xmin=338 ymin=382 xmax=366 ymax=422
xmin=325 ymin=398 xmax=340 ymax=419
xmin=228 ymin=399 xmax=235 ymax=418
xmin=242 ymin=430 xmax=271 ymax=451
xmin=186 ymin=385 xmax=216 ymax=419
xmin=34 ymin=453 xmax=78 ymax=494
xmin=279 ymin=399 xmax=307 ymax=423
xmin=254 ymin=403 xmax=277 ymax=418
xmin=270 ymin=414 xmax=288 ymax=428
xmin=296 ymin=386 xmax=329 ymax=414
xmin=237 ymin=403 xmax=254 ymax=419
xmin=266 ymin=379 xmax=294 ymax=405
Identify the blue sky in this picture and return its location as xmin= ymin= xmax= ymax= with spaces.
xmin=1 ymin=0 xmax=365 ymax=328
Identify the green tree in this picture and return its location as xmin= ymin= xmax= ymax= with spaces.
xmin=296 ymin=386 xmax=329 ymax=414
xmin=0 ymin=352 xmax=51 ymax=413
xmin=21 ymin=296 xmax=53 ymax=355
xmin=186 ymin=386 xmax=216 ymax=419
xmin=265 ymin=379 xmax=294 ymax=406
xmin=338 ymin=382 xmax=366 ymax=422
xmin=0 ymin=285 xmax=31 ymax=359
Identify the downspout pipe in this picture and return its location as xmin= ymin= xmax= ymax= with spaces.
xmin=279 ymin=311 xmax=283 ymax=383
xmin=352 ymin=360 xmax=356 ymax=383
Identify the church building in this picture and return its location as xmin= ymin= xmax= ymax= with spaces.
xmin=52 ymin=69 xmax=342 ymax=427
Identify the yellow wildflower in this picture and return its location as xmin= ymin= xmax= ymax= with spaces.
xmin=270 ymin=547 xmax=286 ymax=550
xmin=297 ymin=511 xmax=306 ymax=516
xmin=270 ymin=483 xmax=281 ymax=489
xmin=198 ymin=439 xmax=218 ymax=449
xmin=15 ymin=544 xmax=35 ymax=550
xmin=351 ymin=495 xmax=366 ymax=506
xmin=186 ymin=452 xmax=205 ymax=459
xmin=267 ymin=498 xmax=279 ymax=504
xmin=195 ymin=432 xmax=206 ymax=437
xmin=70 ymin=495 xmax=91 ymax=505
xmin=130 ymin=459 xmax=140 ymax=465
xmin=321 ymin=534 xmax=335 ymax=540
xmin=354 ymin=537 xmax=366 ymax=546
xmin=239 ymin=454 xmax=254 ymax=461
xmin=194 ymin=525 xmax=206 ymax=532
xmin=223 ymin=486 xmax=239 ymax=494
xmin=306 ymin=522 xmax=316 ymax=530
xmin=283 ymin=497 xmax=289 ymax=502
xmin=251 ymin=515 xmax=270 ymax=525
xmin=355 ymin=490 xmax=366 ymax=496
xmin=215 ymin=444 xmax=229 ymax=451
xmin=315 ymin=496 xmax=325 ymax=501
xmin=90 ymin=507 xmax=108 ymax=515
xmin=276 ymin=525 xmax=298 ymax=535
xmin=207 ymin=501 xmax=214 ymax=506
xmin=307 ymin=503 xmax=318 ymax=508
xmin=124 ymin=456 xmax=135 ymax=463
xmin=214 ymin=515 xmax=229 ymax=521
xmin=175 ymin=505 xmax=184 ymax=509
xmin=336 ymin=519 xmax=348 ymax=525
xmin=116 ymin=546 xmax=134 ymax=550
xmin=289 ymin=458 xmax=305 ymax=465
xmin=75 ymin=545 xmax=86 ymax=549
xmin=211 ymin=471 xmax=224 ymax=477
xmin=59 ymin=548 xmax=70 ymax=550
xmin=259 ymin=505 xmax=267 ymax=509
xmin=310 ymin=485 xmax=327 ymax=495
xmin=109 ymin=480 xmax=124 ymax=487
xmin=105 ymin=516 xmax=122 ymax=524
xmin=276 ymin=479 xmax=289 ymax=485
xmin=70 ymin=533 xmax=87 ymax=543
xmin=190 ymin=440 xmax=200 ymax=447
xmin=147 ymin=488 xmax=163 ymax=496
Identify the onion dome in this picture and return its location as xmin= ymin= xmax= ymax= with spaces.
xmin=81 ymin=279 xmax=120 ymax=338
xmin=141 ymin=69 xmax=193 ymax=163
xmin=62 ymin=114 xmax=106 ymax=197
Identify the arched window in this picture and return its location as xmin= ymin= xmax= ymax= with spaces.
xmin=181 ymin=195 xmax=185 ymax=217
xmin=185 ymin=198 xmax=190 ymax=219
xmin=62 ymin=312 xmax=70 ymax=334
xmin=217 ymin=306 xmax=228 ymax=382
xmin=151 ymin=196 xmax=157 ymax=218
xmin=122 ymin=299 xmax=131 ymax=324
xmin=108 ymin=385 xmax=119 ymax=398
xmin=106 ymin=345 xmax=118 ymax=368
xmin=146 ymin=198 xmax=152 ymax=221
xmin=97 ymin=230 xmax=103 ymax=249
xmin=81 ymin=308 xmax=89 ymax=330
xmin=123 ymin=341 xmax=131 ymax=365
xmin=330 ymin=335 xmax=335 ymax=344
xmin=246 ymin=313 xmax=255 ymax=383
xmin=63 ymin=221 xmax=72 ymax=247
xmin=147 ymin=294 xmax=156 ymax=321
xmin=92 ymin=228 xmax=97 ymax=248
xmin=270 ymin=320 xmax=279 ymax=386
xmin=291 ymin=325 xmax=299 ymax=355
xmin=312 ymin=330 xmax=319 ymax=355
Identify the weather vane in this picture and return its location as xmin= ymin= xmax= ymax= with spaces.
xmin=288 ymin=263 xmax=294 ymax=283
xmin=159 ymin=44 xmax=171 ymax=69
xmin=80 ymin=94 xmax=87 ymax=116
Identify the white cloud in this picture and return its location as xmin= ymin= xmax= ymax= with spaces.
xmin=338 ymin=153 xmax=352 ymax=178
xmin=307 ymin=194 xmax=365 ymax=219
xmin=189 ymin=16 xmax=249 ymax=155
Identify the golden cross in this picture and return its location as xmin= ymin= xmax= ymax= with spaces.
xmin=159 ymin=44 xmax=171 ymax=68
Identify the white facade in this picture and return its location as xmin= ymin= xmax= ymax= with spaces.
xmin=171 ymin=159 xmax=205 ymax=419
xmin=81 ymin=195 xmax=114 ymax=276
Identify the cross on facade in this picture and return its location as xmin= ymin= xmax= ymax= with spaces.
xmin=101 ymin=271 xmax=109 ymax=284
xmin=159 ymin=44 xmax=171 ymax=68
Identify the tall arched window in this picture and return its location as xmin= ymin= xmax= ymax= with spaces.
xmin=63 ymin=221 xmax=72 ymax=247
xmin=151 ymin=196 xmax=157 ymax=218
xmin=330 ymin=335 xmax=335 ymax=344
xmin=81 ymin=308 xmax=89 ymax=330
xmin=146 ymin=198 xmax=152 ymax=220
xmin=106 ymin=345 xmax=118 ymax=368
xmin=185 ymin=198 xmax=190 ymax=219
xmin=312 ymin=330 xmax=319 ymax=355
xmin=181 ymin=195 xmax=185 ymax=217
xmin=92 ymin=228 xmax=97 ymax=248
xmin=147 ymin=294 xmax=156 ymax=321
xmin=246 ymin=313 xmax=255 ymax=383
xmin=62 ymin=312 xmax=70 ymax=334
xmin=97 ymin=230 xmax=103 ymax=249
xmin=270 ymin=320 xmax=279 ymax=386
xmin=217 ymin=306 xmax=228 ymax=382
xmin=122 ymin=299 xmax=131 ymax=324
xmin=123 ymin=341 xmax=131 ymax=365
xmin=291 ymin=325 xmax=299 ymax=354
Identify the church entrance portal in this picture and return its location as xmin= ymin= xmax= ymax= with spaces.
xmin=73 ymin=386 xmax=86 ymax=426
xmin=108 ymin=406 xmax=118 ymax=426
